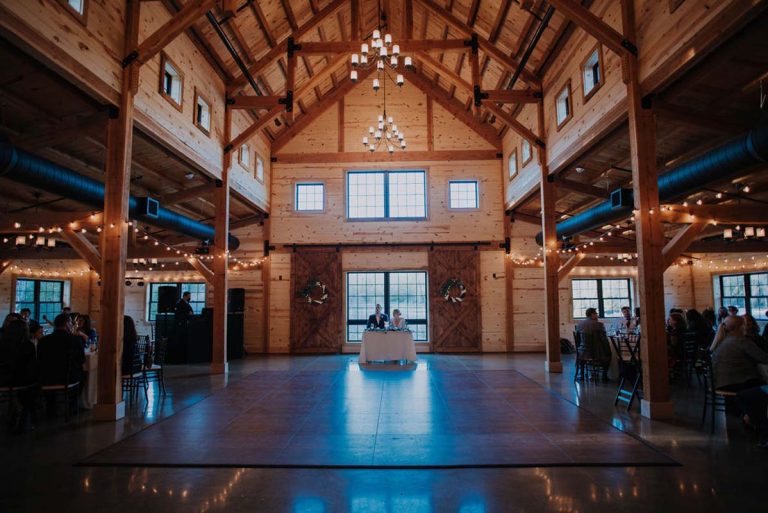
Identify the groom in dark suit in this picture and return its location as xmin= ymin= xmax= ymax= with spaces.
xmin=367 ymin=304 xmax=388 ymax=329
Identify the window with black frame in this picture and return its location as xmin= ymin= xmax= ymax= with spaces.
xmin=346 ymin=271 xmax=428 ymax=342
xmin=572 ymin=278 xmax=632 ymax=318
xmin=15 ymin=279 xmax=64 ymax=322
xmin=147 ymin=282 xmax=206 ymax=321
xmin=347 ymin=170 xmax=426 ymax=219
xmin=717 ymin=272 xmax=768 ymax=320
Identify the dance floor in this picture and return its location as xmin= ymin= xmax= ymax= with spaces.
xmin=82 ymin=356 xmax=675 ymax=468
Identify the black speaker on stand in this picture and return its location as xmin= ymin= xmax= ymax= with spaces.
xmin=227 ymin=288 xmax=245 ymax=359
xmin=156 ymin=286 xmax=184 ymax=363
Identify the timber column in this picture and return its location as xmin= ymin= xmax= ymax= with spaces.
xmin=212 ymin=105 xmax=232 ymax=374
xmin=94 ymin=0 xmax=140 ymax=420
xmin=622 ymin=0 xmax=672 ymax=418
xmin=537 ymin=103 xmax=562 ymax=373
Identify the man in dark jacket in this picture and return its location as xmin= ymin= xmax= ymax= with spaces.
xmin=37 ymin=313 xmax=84 ymax=387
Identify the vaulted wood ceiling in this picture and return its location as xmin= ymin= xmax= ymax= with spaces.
xmin=174 ymin=0 xmax=569 ymax=142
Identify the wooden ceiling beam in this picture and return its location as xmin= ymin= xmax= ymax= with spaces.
xmin=279 ymin=0 xmax=299 ymax=32
xmin=228 ymin=95 xmax=284 ymax=109
xmin=271 ymin=67 xmax=377 ymax=152
xmin=654 ymin=100 xmax=751 ymax=134
xmin=294 ymin=39 xmax=470 ymax=55
xmin=558 ymin=252 xmax=586 ymax=282
xmin=481 ymin=90 xmax=542 ymax=103
xmin=130 ymin=0 xmax=217 ymax=66
xmin=662 ymin=222 xmax=707 ymax=269
xmin=227 ymin=0 xmax=347 ymax=94
xmin=416 ymin=0 xmax=541 ymax=87
xmin=555 ymin=176 xmax=611 ymax=199
xmin=160 ymin=183 xmax=216 ymax=205
xmin=489 ymin=0 xmax=513 ymax=43
xmin=61 ymin=229 xmax=102 ymax=271
xmin=482 ymin=102 xmax=542 ymax=147
xmin=658 ymin=204 xmax=768 ymax=225
xmin=546 ymin=0 xmax=636 ymax=57
xmin=11 ymin=109 xmax=109 ymax=149
xmin=273 ymin=150 xmax=500 ymax=163
xmin=404 ymin=69 xmax=501 ymax=149
xmin=188 ymin=256 xmax=215 ymax=285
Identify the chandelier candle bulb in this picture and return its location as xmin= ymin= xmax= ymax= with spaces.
xmin=362 ymin=136 xmax=368 ymax=145
xmin=387 ymin=116 xmax=393 ymax=124
xmin=373 ymin=29 xmax=380 ymax=40
xmin=390 ymin=56 xmax=398 ymax=67
xmin=369 ymin=126 xmax=374 ymax=134
xmin=379 ymin=46 xmax=387 ymax=58
xmin=351 ymin=54 xmax=359 ymax=66
xmin=373 ymin=78 xmax=380 ymax=91
xmin=378 ymin=114 xmax=384 ymax=122
xmin=377 ymin=60 xmax=384 ymax=70
xmin=388 ymin=145 xmax=394 ymax=153
xmin=392 ymin=44 xmax=400 ymax=56
xmin=361 ymin=43 xmax=368 ymax=54
xmin=404 ymin=56 xmax=413 ymax=68
xmin=385 ymin=34 xmax=392 ymax=46
xmin=396 ymin=74 xmax=404 ymax=86
xmin=375 ymin=130 xmax=382 ymax=140
xmin=361 ymin=54 xmax=368 ymax=65
xmin=350 ymin=70 xmax=358 ymax=82
xmin=745 ymin=226 xmax=755 ymax=237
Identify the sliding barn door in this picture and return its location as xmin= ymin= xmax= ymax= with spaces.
xmin=428 ymin=249 xmax=482 ymax=352
xmin=290 ymin=249 xmax=343 ymax=353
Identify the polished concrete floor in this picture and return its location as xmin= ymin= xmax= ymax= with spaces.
xmin=2 ymin=354 xmax=768 ymax=512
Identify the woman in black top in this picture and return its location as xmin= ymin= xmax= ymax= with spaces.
xmin=121 ymin=315 xmax=139 ymax=375
xmin=0 ymin=319 xmax=37 ymax=432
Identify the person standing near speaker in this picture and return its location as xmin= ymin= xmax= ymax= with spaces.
xmin=175 ymin=291 xmax=194 ymax=324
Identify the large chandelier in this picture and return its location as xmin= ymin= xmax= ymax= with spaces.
xmin=361 ymin=76 xmax=407 ymax=154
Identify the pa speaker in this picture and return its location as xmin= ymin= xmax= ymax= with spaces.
xmin=158 ymin=286 xmax=179 ymax=313
xmin=228 ymin=288 xmax=245 ymax=313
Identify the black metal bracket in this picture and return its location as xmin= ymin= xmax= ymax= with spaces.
xmin=621 ymin=39 xmax=639 ymax=57
xmin=534 ymin=138 xmax=546 ymax=149
xmin=546 ymin=174 xmax=555 ymax=183
xmin=215 ymin=179 xmax=223 ymax=188
xmin=533 ymin=91 xmax=543 ymax=99
xmin=467 ymin=33 xmax=479 ymax=54
xmin=224 ymin=144 xmax=234 ymax=153
xmin=225 ymin=97 xmax=235 ymax=105
xmin=121 ymin=51 xmax=138 ymax=68
xmin=502 ymin=237 xmax=511 ymax=254
xmin=641 ymin=94 xmax=654 ymax=110
xmin=267 ymin=240 xmax=275 ymax=256
xmin=108 ymin=105 xmax=120 ymax=119
xmin=287 ymin=37 xmax=301 ymax=57
xmin=279 ymin=91 xmax=294 ymax=112
xmin=473 ymin=85 xmax=485 ymax=107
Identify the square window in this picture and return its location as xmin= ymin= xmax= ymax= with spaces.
xmin=59 ymin=0 xmax=87 ymax=23
xmin=508 ymin=150 xmax=518 ymax=179
xmin=582 ymin=46 xmax=603 ymax=100
xmin=159 ymin=53 xmax=183 ymax=109
xmin=239 ymin=144 xmax=251 ymax=170
xmin=521 ymin=139 xmax=532 ymax=166
xmin=296 ymin=183 xmax=324 ymax=212
xmin=256 ymin=155 xmax=265 ymax=182
xmin=194 ymin=90 xmax=211 ymax=135
xmin=556 ymin=82 xmax=572 ymax=129
xmin=449 ymin=181 xmax=479 ymax=209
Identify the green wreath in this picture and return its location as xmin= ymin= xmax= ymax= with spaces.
xmin=440 ymin=277 xmax=467 ymax=303
xmin=298 ymin=277 xmax=328 ymax=305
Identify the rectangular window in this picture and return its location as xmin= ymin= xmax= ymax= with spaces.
xmin=159 ymin=53 xmax=183 ymax=109
xmin=449 ymin=180 xmax=479 ymax=209
xmin=572 ymin=278 xmax=632 ymax=319
xmin=521 ymin=139 xmax=532 ymax=166
xmin=582 ymin=46 xmax=603 ymax=101
xmin=346 ymin=271 xmax=428 ymax=342
xmin=717 ymin=272 xmax=768 ymax=320
xmin=14 ymin=279 xmax=64 ymax=322
xmin=556 ymin=82 xmax=572 ymax=129
xmin=147 ymin=282 xmax=206 ymax=322
xmin=194 ymin=90 xmax=211 ymax=135
xmin=508 ymin=149 xmax=518 ymax=179
xmin=295 ymin=182 xmax=325 ymax=212
xmin=347 ymin=170 xmax=426 ymax=220
xmin=59 ymin=0 xmax=88 ymax=23
xmin=238 ymin=144 xmax=251 ymax=170
xmin=256 ymin=155 xmax=265 ymax=182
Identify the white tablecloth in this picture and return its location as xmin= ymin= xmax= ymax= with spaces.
xmin=81 ymin=351 xmax=98 ymax=409
xmin=359 ymin=330 xmax=417 ymax=364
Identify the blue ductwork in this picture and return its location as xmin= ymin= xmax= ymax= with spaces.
xmin=0 ymin=139 xmax=240 ymax=250
xmin=535 ymin=115 xmax=768 ymax=245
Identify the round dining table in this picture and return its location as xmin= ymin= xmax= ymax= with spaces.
xmin=81 ymin=349 xmax=98 ymax=409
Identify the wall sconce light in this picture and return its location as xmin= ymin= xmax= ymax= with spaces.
xmin=35 ymin=236 xmax=45 ymax=247
xmin=723 ymin=229 xmax=733 ymax=239
xmin=47 ymin=238 xmax=56 ymax=248
xmin=757 ymin=228 xmax=766 ymax=238
xmin=15 ymin=236 xmax=26 ymax=247
xmin=744 ymin=226 xmax=755 ymax=237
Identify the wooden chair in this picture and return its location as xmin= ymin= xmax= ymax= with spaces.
xmin=612 ymin=334 xmax=643 ymax=410
xmin=681 ymin=330 xmax=700 ymax=385
xmin=0 ymin=383 xmax=36 ymax=430
xmin=144 ymin=336 xmax=167 ymax=395
xmin=122 ymin=351 xmax=148 ymax=407
xmin=39 ymin=354 xmax=80 ymax=422
xmin=699 ymin=351 xmax=735 ymax=433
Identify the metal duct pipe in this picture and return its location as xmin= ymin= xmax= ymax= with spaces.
xmin=535 ymin=115 xmax=768 ymax=245
xmin=0 ymin=139 xmax=240 ymax=250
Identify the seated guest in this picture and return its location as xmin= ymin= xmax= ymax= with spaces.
xmin=727 ymin=305 xmax=739 ymax=316
xmin=702 ymin=308 xmax=717 ymax=332
xmin=618 ymin=306 xmax=636 ymax=332
xmin=28 ymin=320 xmax=44 ymax=351
xmin=42 ymin=306 xmax=72 ymax=328
xmin=576 ymin=308 xmax=611 ymax=380
xmin=74 ymin=314 xmax=97 ymax=349
xmin=666 ymin=312 xmax=687 ymax=361
xmin=712 ymin=315 xmax=768 ymax=393
xmin=743 ymin=314 xmax=767 ymax=352
xmin=686 ymin=308 xmax=714 ymax=349
xmin=37 ymin=313 xmax=84 ymax=386
xmin=121 ymin=315 xmax=139 ymax=375
xmin=366 ymin=304 xmax=388 ymax=329
xmin=0 ymin=319 xmax=37 ymax=433
xmin=737 ymin=385 xmax=768 ymax=445
xmin=19 ymin=308 xmax=31 ymax=324
xmin=391 ymin=309 xmax=407 ymax=330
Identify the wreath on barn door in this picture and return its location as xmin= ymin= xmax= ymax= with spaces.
xmin=440 ymin=277 xmax=467 ymax=303
xmin=298 ymin=277 xmax=328 ymax=305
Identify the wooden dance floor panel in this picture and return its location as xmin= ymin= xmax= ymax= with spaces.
xmin=82 ymin=356 xmax=676 ymax=468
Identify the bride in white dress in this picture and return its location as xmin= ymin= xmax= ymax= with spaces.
xmin=390 ymin=309 xmax=407 ymax=330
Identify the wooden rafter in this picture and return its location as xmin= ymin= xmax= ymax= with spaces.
xmin=227 ymin=0 xmax=347 ymax=94
xmin=188 ymin=256 xmax=215 ymax=285
xmin=61 ymin=229 xmax=102 ymax=271
xmin=658 ymin=205 xmax=768 ymax=225
xmin=160 ymin=183 xmax=216 ymax=205
xmin=546 ymin=0 xmax=636 ymax=57
xmin=416 ymin=0 xmax=541 ymax=87
xmin=662 ymin=222 xmax=706 ymax=269
xmin=558 ymin=252 xmax=586 ymax=282
xmin=555 ymin=176 xmax=611 ymax=199
xmin=404 ymin=69 xmax=501 ymax=149
xmin=482 ymin=102 xmax=542 ymax=147
xmin=271 ymin=67 xmax=376 ymax=151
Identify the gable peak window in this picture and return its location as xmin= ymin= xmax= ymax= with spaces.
xmin=59 ymin=0 xmax=88 ymax=23
xmin=239 ymin=144 xmax=251 ymax=170
xmin=582 ymin=46 xmax=603 ymax=101
xmin=256 ymin=155 xmax=265 ymax=182
xmin=194 ymin=90 xmax=211 ymax=135
xmin=159 ymin=53 xmax=183 ymax=109
xmin=508 ymin=150 xmax=518 ymax=179
xmin=556 ymin=82 xmax=572 ymax=129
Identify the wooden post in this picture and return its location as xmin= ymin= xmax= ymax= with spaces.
xmin=470 ymin=33 xmax=481 ymax=118
xmin=337 ymin=99 xmax=345 ymax=152
xmin=426 ymin=96 xmax=434 ymax=151
xmin=622 ymin=0 xmax=671 ymax=419
xmin=262 ymin=217 xmax=271 ymax=353
xmin=212 ymin=105 xmax=232 ymax=374
xmin=538 ymin=102 xmax=562 ymax=373
xmin=93 ymin=0 xmax=140 ymax=421
xmin=285 ymin=38 xmax=297 ymax=123
xmin=351 ymin=0 xmax=361 ymax=40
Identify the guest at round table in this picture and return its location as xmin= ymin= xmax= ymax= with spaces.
xmin=367 ymin=304 xmax=388 ymax=329
xmin=74 ymin=314 xmax=97 ymax=349
xmin=0 ymin=319 xmax=37 ymax=432
xmin=727 ymin=305 xmax=740 ymax=317
xmin=702 ymin=307 xmax=717 ymax=332
xmin=716 ymin=306 xmax=729 ymax=327
xmin=686 ymin=308 xmax=713 ymax=349
xmin=575 ymin=307 xmax=611 ymax=381
xmin=28 ymin=320 xmax=44 ymax=351
xmin=712 ymin=315 xmax=768 ymax=393
xmin=121 ymin=315 xmax=139 ymax=375
xmin=19 ymin=308 xmax=31 ymax=324
xmin=743 ymin=313 xmax=767 ymax=352
xmin=391 ymin=309 xmax=407 ymax=330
